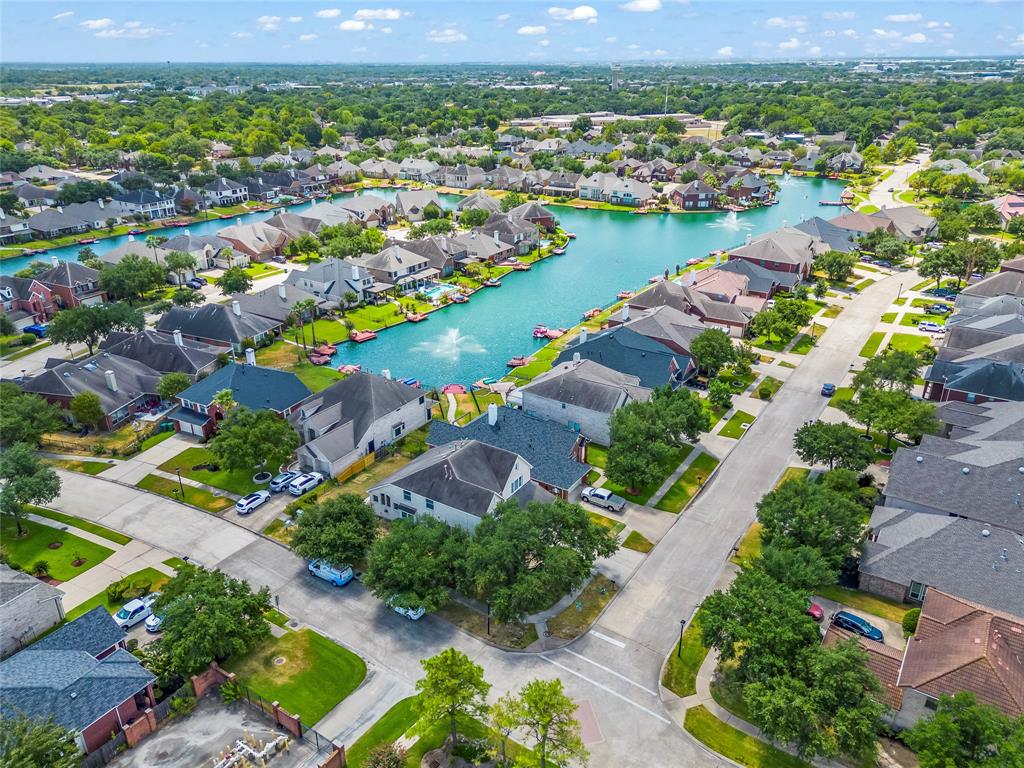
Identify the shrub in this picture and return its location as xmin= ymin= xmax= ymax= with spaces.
xmin=169 ymin=693 xmax=197 ymax=719
xmin=220 ymin=679 xmax=242 ymax=704
xmin=106 ymin=579 xmax=128 ymax=603
xmin=758 ymin=385 xmax=772 ymax=400
xmin=125 ymin=638 xmax=139 ymax=653
xmin=19 ymin=333 xmax=37 ymax=346
xmin=902 ymin=608 xmax=921 ymax=636
xmin=32 ymin=560 xmax=50 ymax=576
xmin=131 ymin=576 xmax=153 ymax=596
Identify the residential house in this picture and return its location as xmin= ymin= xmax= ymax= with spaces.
xmin=0 ymin=275 xmax=56 ymax=327
xmin=171 ymin=185 xmax=205 ymax=214
xmin=242 ymin=177 xmax=280 ymax=204
xmin=452 ymin=230 xmax=515 ymax=264
xmin=714 ymin=258 xmax=795 ymax=297
xmin=872 ymin=206 xmax=937 ymax=242
xmin=605 ymin=304 xmax=708 ymax=359
xmin=828 ymin=210 xmax=896 ymax=238
xmin=231 ymin=283 xmax=326 ymax=325
xmin=291 ymin=371 xmax=431 ymax=477
xmin=0 ymin=565 xmax=64 ymax=658
xmin=930 ymin=158 xmax=989 ymax=185
xmin=398 ymin=158 xmax=439 ymax=182
xmin=554 ymin=325 xmax=692 ymax=389
xmin=21 ymin=353 xmax=161 ymax=430
xmin=334 ymin=194 xmax=395 ymax=227
xmin=26 ymin=200 xmax=126 ymax=239
xmin=99 ymin=329 xmax=222 ymax=378
xmin=358 ymin=158 xmax=401 ymax=179
xmin=444 ymin=164 xmax=486 ymax=190
xmin=495 ymin=134 xmax=525 ymax=151
xmin=0 ymin=607 xmax=156 ymax=754
xmin=476 ymin=212 xmax=540 ymax=256
xmin=456 ymin=190 xmax=501 ymax=217
xmin=1001 ymin=257 xmax=1024 ymax=275
xmin=217 ymin=221 xmax=289 ymax=262
xmin=670 ymin=180 xmax=719 ymax=210
xmin=203 ymin=177 xmax=249 ymax=207
xmin=727 ymin=147 xmax=763 ymax=168
xmin=577 ymin=172 xmax=654 ymax=207
xmin=13 ymin=183 xmax=58 ymax=209
xmin=325 ymin=159 xmax=361 ymax=182
xmin=625 ymin=279 xmax=755 ymax=337
xmin=368 ymin=439 xmax=548 ymax=530
xmin=160 ymin=232 xmax=240 ymax=269
xmin=209 ymin=141 xmax=233 ymax=159
xmin=728 ymin=227 xmax=827 ymax=280
xmin=724 ymin=173 xmax=772 ymax=205
xmin=827 ymin=151 xmax=865 ymax=173
xmin=395 ymin=189 xmax=443 ymax=222
xmin=983 ymin=193 xmax=1024 ymax=229
xmin=32 ymin=259 xmax=104 ymax=308
xmin=172 ymin=359 xmax=311 ymax=438
xmin=112 ymin=189 xmax=175 ymax=220
xmin=0 ymin=209 xmax=31 ymax=245
xmin=511 ymin=357 xmax=651 ymax=446
xmin=428 ymin=405 xmax=590 ymax=498
xmin=793 ymin=216 xmax=859 ymax=253
xmin=353 ymin=244 xmax=434 ymax=296
xmin=535 ymin=171 xmax=581 ymax=197
xmin=284 ymin=257 xmax=374 ymax=305
xmin=954 ymin=271 xmax=1024 ymax=314
xmin=156 ymin=301 xmax=281 ymax=352
xmin=397 ymin=236 xmax=462 ymax=278
xmin=262 ymin=211 xmax=323 ymax=240
xmin=487 ymin=166 xmax=528 ymax=191
xmin=508 ymin=201 xmax=556 ymax=231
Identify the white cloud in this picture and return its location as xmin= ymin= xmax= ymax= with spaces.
xmin=872 ymin=28 xmax=900 ymax=39
xmin=841 ymin=28 xmax=859 ymax=38
xmin=778 ymin=37 xmax=801 ymax=50
xmin=716 ymin=45 xmax=733 ymax=57
xmin=518 ymin=25 xmax=548 ymax=35
xmin=823 ymin=11 xmax=855 ymax=20
xmin=765 ymin=16 xmax=807 ymax=31
xmin=620 ymin=0 xmax=662 ymax=12
xmin=574 ymin=46 xmax=593 ymax=53
xmin=53 ymin=11 xmax=74 ymax=20
xmin=315 ymin=9 xmax=342 ymax=18
xmin=95 ymin=25 xmax=162 ymax=39
xmin=354 ymin=8 xmax=404 ymax=20
xmin=257 ymin=15 xmax=281 ymax=30
xmin=652 ymin=48 xmax=668 ymax=56
xmin=808 ymin=45 xmax=822 ymax=55
xmin=339 ymin=20 xmax=372 ymax=31
xmin=941 ymin=32 xmax=954 ymax=40
xmin=902 ymin=32 xmax=927 ymax=43
xmin=627 ymin=43 xmax=640 ymax=49
xmin=1010 ymin=33 xmax=1024 ymax=47
xmin=381 ymin=26 xmax=392 ymax=33
xmin=538 ymin=38 xmax=551 ymax=47
xmin=497 ymin=13 xmax=511 ymax=22
xmin=605 ymin=36 xmax=617 ymax=43
xmin=80 ymin=18 xmax=114 ymax=30
xmin=549 ymin=5 xmax=599 ymax=23
xmin=351 ymin=46 xmax=367 ymax=53
xmin=299 ymin=33 xmax=318 ymax=41
xmin=288 ymin=16 xmax=303 ymax=23
xmin=426 ymin=26 xmax=467 ymax=43
xmin=885 ymin=13 xmax=922 ymax=22
xmin=231 ymin=31 xmax=253 ymax=38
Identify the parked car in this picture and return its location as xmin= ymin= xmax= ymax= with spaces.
xmin=820 ymin=383 xmax=836 ymax=397
xmin=806 ymin=601 xmax=824 ymax=622
xmin=581 ymin=486 xmax=626 ymax=513
xmin=23 ymin=324 xmax=48 ymax=338
xmin=918 ymin=321 xmax=944 ymax=333
xmin=144 ymin=613 xmax=165 ymax=633
xmin=686 ymin=257 xmax=703 ymax=266
xmin=929 ymin=304 xmax=952 ymax=314
xmin=288 ymin=472 xmax=324 ymax=496
xmin=390 ymin=600 xmax=426 ymax=621
xmin=269 ymin=471 xmax=300 ymax=493
xmin=307 ymin=559 xmax=353 ymax=587
xmin=113 ymin=593 xmax=159 ymax=630
xmin=235 ymin=490 xmax=271 ymax=515
xmin=831 ymin=610 xmax=884 ymax=642
xmin=873 ymin=260 xmax=893 ymax=268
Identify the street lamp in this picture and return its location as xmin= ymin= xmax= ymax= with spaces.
xmin=896 ymin=282 xmax=904 ymax=304
xmin=175 ymin=467 xmax=185 ymax=500
xmin=677 ymin=618 xmax=687 ymax=658
xmin=486 ymin=603 xmax=491 ymax=636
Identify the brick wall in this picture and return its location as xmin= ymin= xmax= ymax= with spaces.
xmin=859 ymin=573 xmax=908 ymax=604
xmin=319 ymin=746 xmax=347 ymax=768
xmin=191 ymin=661 xmax=233 ymax=699
xmin=123 ymin=709 xmax=158 ymax=748
xmin=271 ymin=701 xmax=302 ymax=738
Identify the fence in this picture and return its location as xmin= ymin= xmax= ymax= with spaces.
xmin=336 ymin=452 xmax=375 ymax=484
xmin=233 ymin=681 xmax=336 ymax=755
xmin=80 ymin=731 xmax=126 ymax=768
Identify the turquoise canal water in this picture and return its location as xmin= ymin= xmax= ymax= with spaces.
xmin=5 ymin=177 xmax=845 ymax=387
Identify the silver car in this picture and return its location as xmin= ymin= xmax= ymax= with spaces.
xmin=581 ymin=486 xmax=627 ymax=513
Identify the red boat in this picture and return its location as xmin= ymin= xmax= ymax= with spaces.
xmin=544 ymin=328 xmax=568 ymax=340
xmin=450 ymin=293 xmax=469 ymax=303
xmin=533 ymin=325 xmax=549 ymax=339
xmin=308 ymin=353 xmax=331 ymax=366
xmin=338 ymin=364 xmax=362 ymax=374
xmin=507 ymin=356 xmax=530 ymax=368
xmin=350 ymin=329 xmax=378 ymax=343
xmin=313 ymin=344 xmax=337 ymax=355
xmin=441 ymin=383 xmax=466 ymax=395
xmin=128 ymin=229 xmax=144 ymax=235
xmin=565 ymin=232 xmax=577 ymax=239
xmin=77 ymin=238 xmax=97 ymax=245
xmin=406 ymin=312 xmax=429 ymax=322
xmin=512 ymin=262 xmax=532 ymax=271
xmin=218 ymin=214 xmax=233 ymax=220
xmin=583 ymin=308 xmax=602 ymax=319
xmin=616 ymin=290 xmax=633 ymax=300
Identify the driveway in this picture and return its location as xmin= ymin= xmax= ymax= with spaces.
xmin=866 ymin=152 xmax=930 ymax=211
xmin=814 ymin=595 xmax=907 ymax=652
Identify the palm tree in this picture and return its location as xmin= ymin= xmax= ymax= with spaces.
xmin=212 ymin=388 xmax=236 ymax=413
xmin=293 ymin=298 xmax=318 ymax=349
xmin=145 ymin=235 xmax=168 ymax=266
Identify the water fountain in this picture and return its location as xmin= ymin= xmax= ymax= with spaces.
xmin=411 ymin=327 xmax=486 ymax=362
xmin=706 ymin=210 xmax=754 ymax=232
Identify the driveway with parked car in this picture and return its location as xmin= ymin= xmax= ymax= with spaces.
xmin=813 ymin=594 xmax=907 ymax=651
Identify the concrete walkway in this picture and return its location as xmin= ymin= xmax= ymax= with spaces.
xmin=100 ymin=433 xmax=198 ymax=485
xmin=648 ymin=448 xmax=704 ymax=508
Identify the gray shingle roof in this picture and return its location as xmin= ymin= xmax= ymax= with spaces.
xmin=554 ymin=326 xmax=688 ymax=389
xmin=156 ymin=303 xmax=280 ymax=345
xmin=177 ymin=363 xmax=310 ymax=412
xmin=30 ymin=606 xmax=123 ymax=657
xmin=99 ymin=330 xmax=221 ymax=376
xmin=22 ymin=352 xmax=161 ymax=415
xmin=522 ymin=359 xmax=651 ymax=414
xmin=427 ymin=408 xmax=589 ymax=491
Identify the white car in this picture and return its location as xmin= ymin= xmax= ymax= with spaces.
xmin=113 ymin=593 xmax=159 ymax=630
xmin=288 ymin=472 xmax=324 ymax=496
xmin=235 ymin=490 xmax=271 ymax=515
xmin=308 ymin=559 xmax=353 ymax=587
xmin=580 ymin=486 xmax=627 ymax=513
xmin=390 ymin=601 xmax=426 ymax=621
xmin=144 ymin=612 xmax=165 ymax=633
xmin=918 ymin=321 xmax=945 ymax=334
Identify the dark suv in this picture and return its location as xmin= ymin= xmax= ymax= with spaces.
xmin=831 ymin=610 xmax=884 ymax=642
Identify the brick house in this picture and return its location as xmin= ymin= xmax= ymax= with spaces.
xmin=35 ymin=259 xmax=106 ymax=308
xmin=0 ymin=275 xmax=57 ymax=328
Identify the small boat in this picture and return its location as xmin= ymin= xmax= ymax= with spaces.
xmin=441 ymin=383 xmax=467 ymax=395
xmin=482 ymin=278 xmax=501 ymax=287
xmin=77 ymin=238 xmax=97 ymax=245
xmin=544 ymin=328 xmax=568 ymax=339
xmin=23 ymin=248 xmax=48 ymax=255
xmin=512 ymin=262 xmax=532 ymax=271
xmin=687 ymin=257 xmax=703 ymax=266
xmin=313 ymin=344 xmax=337 ymax=355
xmin=552 ymin=246 xmax=566 ymax=255
xmin=338 ymin=364 xmax=362 ymax=374
xmin=616 ymin=290 xmax=633 ymax=300
xmin=308 ymin=353 xmax=331 ymax=366
xmin=473 ymin=377 xmax=498 ymax=388
xmin=401 ymin=377 xmax=421 ymax=388
xmin=218 ymin=214 xmax=233 ymax=220
xmin=565 ymin=232 xmax=577 ymax=239
xmin=507 ymin=356 xmax=530 ymax=368
xmin=573 ymin=204 xmax=587 ymax=210
xmin=450 ymin=293 xmax=469 ymax=303
xmin=631 ymin=209 xmax=648 ymax=215
xmin=350 ymin=329 xmax=378 ymax=343
xmin=583 ymin=307 xmax=602 ymax=319
xmin=818 ymin=200 xmax=846 ymax=206
xmin=405 ymin=312 xmax=429 ymax=322
xmin=128 ymin=228 xmax=144 ymax=235
xmin=533 ymin=325 xmax=549 ymax=339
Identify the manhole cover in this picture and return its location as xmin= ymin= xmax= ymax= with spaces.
xmin=273 ymin=656 xmax=287 ymax=666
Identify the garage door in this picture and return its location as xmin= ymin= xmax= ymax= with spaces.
xmin=177 ymin=421 xmax=203 ymax=437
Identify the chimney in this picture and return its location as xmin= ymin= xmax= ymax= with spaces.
xmin=579 ymin=329 xmax=588 ymax=344
xmin=104 ymin=370 xmax=117 ymax=392
xmin=573 ymin=352 xmax=581 ymax=363
xmin=98 ymin=199 xmax=104 ymax=209
xmin=232 ymin=300 xmax=241 ymax=317
xmin=278 ymin=284 xmax=287 ymax=300
xmin=50 ymin=255 xmax=58 ymax=267
xmin=382 ymin=369 xmax=391 ymax=380
xmin=487 ymin=403 xmax=498 ymax=426
xmin=245 ymin=347 xmax=256 ymax=366
xmin=351 ymin=265 xmax=360 ymax=280
xmin=493 ymin=230 xmax=500 ymax=245
xmin=172 ymin=329 xmax=183 ymax=347
xmin=622 ymin=304 xmax=630 ymax=321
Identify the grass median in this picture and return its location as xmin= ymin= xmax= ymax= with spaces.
xmin=655 ymin=452 xmax=720 ymax=514
xmin=684 ymin=705 xmax=810 ymax=768
xmin=1 ymin=515 xmax=114 ymax=581
xmin=136 ymin=474 xmax=235 ymax=514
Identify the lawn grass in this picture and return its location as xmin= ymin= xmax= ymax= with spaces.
xmin=1 ymin=515 xmax=114 ymax=581
xmin=254 ymin=340 xmax=347 ymax=392
xmin=754 ymin=376 xmax=783 ymax=400
xmin=910 ymin=298 xmax=952 ymax=311
xmin=710 ymin=662 xmax=754 ymax=722
xmin=345 ymin=696 xmax=420 ymax=768
xmin=65 ymin=566 xmax=170 ymax=622
xmin=886 ymin=332 xmax=933 ymax=354
xmin=26 ymin=506 xmax=131 ymax=545
xmin=814 ymin=585 xmax=911 ymax=624
xmin=264 ymin=608 xmax=290 ymax=629
xmin=684 ymin=705 xmax=810 ymax=768
xmin=655 ymin=452 xmax=720 ymax=513
xmin=821 ymin=304 xmax=843 ymax=318
xmin=775 ymin=466 xmax=810 ymax=488
xmin=789 ymin=334 xmax=816 ymax=355
xmin=44 ymin=458 xmax=112 ymax=475
xmin=546 ymin=574 xmax=619 ymax=640
xmin=158 ymin=447 xmax=262 ymax=496
xmin=718 ymin=368 xmax=757 ymax=391
xmin=601 ymin=444 xmax=693 ymax=506
xmin=622 ymin=530 xmax=654 ymax=553
xmin=585 ymin=444 xmax=607 ymax=468
xmin=243 ymin=262 xmax=286 ymax=280
xmin=730 ymin=521 xmax=763 ymax=568
xmin=851 ymin=278 xmax=876 ymax=293
xmin=702 ymin=400 xmax=728 ymax=429
xmin=285 ymin=318 xmax=351 ymax=345
xmin=263 ymin=518 xmax=294 ymax=545
xmin=136 ymin=474 xmax=235 ymax=514
xmin=750 ymin=334 xmax=792 ymax=353
xmin=828 ymin=386 xmax=855 ymax=407
xmin=587 ymin=511 xmax=626 ymax=537
xmin=345 ymin=303 xmax=406 ymax=332
xmin=893 ymin=297 xmax=907 ymax=306
xmin=880 ymin=312 xmax=898 ymax=324
xmin=138 ymin=429 xmax=176 ymax=453
xmin=224 ymin=629 xmax=366 ymax=724
xmin=435 ymin=600 xmax=538 ymax=649
xmin=777 ymin=360 xmax=796 ymax=369
xmin=858 ymin=332 xmax=886 ymax=358
xmin=661 ymin=608 xmax=707 ymax=698
xmin=719 ymin=411 xmax=755 ymax=439
xmin=899 ymin=312 xmax=946 ymax=327
xmin=162 ymin=557 xmax=188 ymax=570
xmin=334 ymin=453 xmax=412 ymax=499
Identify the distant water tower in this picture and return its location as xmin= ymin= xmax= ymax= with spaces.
xmin=610 ymin=64 xmax=622 ymax=91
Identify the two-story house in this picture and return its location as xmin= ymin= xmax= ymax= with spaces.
xmin=203 ymin=177 xmax=249 ymax=207
xmin=353 ymin=244 xmax=433 ymax=295
xmin=35 ymin=259 xmax=106 ymax=308
xmin=113 ymin=189 xmax=176 ymax=220
xmin=284 ymin=257 xmax=374 ymax=306
xmin=0 ymin=275 xmax=56 ymax=328
xmin=156 ymin=301 xmax=282 ymax=353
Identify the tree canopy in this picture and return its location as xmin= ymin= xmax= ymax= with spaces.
xmin=46 ymin=302 xmax=144 ymax=355
xmin=291 ymin=493 xmax=379 ymax=569
xmin=0 ymin=383 xmax=64 ymax=448
xmin=0 ymin=443 xmax=62 ymax=537
xmin=208 ymin=406 xmax=300 ymax=475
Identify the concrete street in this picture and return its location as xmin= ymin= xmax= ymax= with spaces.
xmin=866 ymin=151 xmax=930 ymax=211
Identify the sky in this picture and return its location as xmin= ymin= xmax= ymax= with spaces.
xmin=1 ymin=0 xmax=1022 ymax=64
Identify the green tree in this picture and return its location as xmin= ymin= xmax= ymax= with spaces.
xmin=689 ymin=328 xmax=735 ymax=376
xmin=500 ymin=191 xmax=524 ymax=212
xmin=707 ymin=378 xmax=734 ymax=411
xmin=145 ymin=234 xmax=169 ymax=265
xmin=292 ymin=297 xmax=319 ymax=349
xmin=852 ymin=350 xmax=921 ymax=392
xmin=208 ymin=406 xmax=300 ymax=475
xmin=793 ymin=421 xmax=874 ymax=471
xmin=751 ymin=308 xmax=795 ymax=344
xmin=291 ymin=494 xmax=378 ymax=569
xmin=744 ymin=640 xmax=885 ymax=761
xmin=364 ymin=743 xmax=407 ymax=768
xmin=459 ymin=207 xmax=490 ymax=228
xmin=858 ymin=388 xmax=939 ymax=451
xmin=757 ymin=545 xmax=837 ymax=592
xmin=216 ymin=265 xmax=253 ymax=294
xmin=163 ymin=250 xmax=197 ymax=284
xmin=0 ymin=383 xmax=64 ymax=448
xmin=516 ymin=678 xmax=589 ymax=768
xmin=171 ymin=287 xmax=204 ymax=307
xmin=157 ymin=372 xmax=192 ymax=401
xmin=151 ymin=565 xmax=271 ymax=675
xmin=364 ymin=517 xmax=468 ymax=613
xmin=69 ymin=391 xmax=104 ymax=429
xmin=0 ymin=443 xmax=62 ymax=537
xmin=773 ymin=297 xmax=813 ymax=329
xmin=46 ymin=302 xmax=145 ymax=355
xmin=651 ymin=385 xmax=711 ymax=445
xmin=489 ymin=692 xmax=522 ymax=767
xmin=415 ymin=648 xmax=491 ymax=748
xmin=904 ymin=692 xmax=1021 ymax=768
xmin=98 ymin=254 xmax=166 ymax=302
xmin=212 ymin=388 xmax=236 ymax=412
xmin=814 ymin=250 xmax=858 ymax=282
xmin=605 ymin=400 xmax=670 ymax=495
xmin=0 ymin=714 xmax=80 ymax=768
